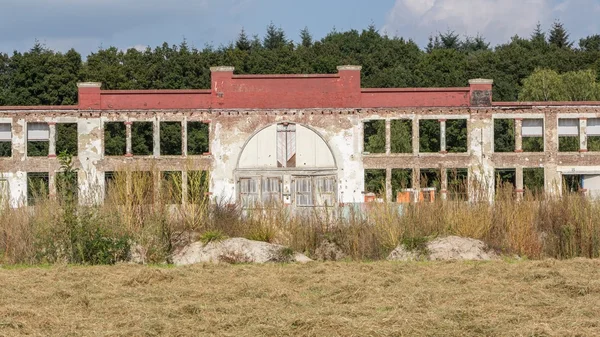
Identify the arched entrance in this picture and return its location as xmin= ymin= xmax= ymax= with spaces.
xmin=235 ymin=123 xmax=337 ymax=207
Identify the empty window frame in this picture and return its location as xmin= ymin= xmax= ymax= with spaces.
xmin=27 ymin=172 xmax=49 ymax=205
xmin=587 ymin=118 xmax=600 ymax=151
xmin=562 ymin=174 xmax=582 ymax=193
xmin=364 ymin=169 xmax=386 ymax=197
xmin=131 ymin=122 xmax=153 ymax=156
xmin=160 ymin=122 xmax=182 ymax=156
xmin=187 ymin=122 xmax=209 ymax=155
xmin=0 ymin=123 xmax=11 ymax=157
xmin=522 ymin=119 xmax=544 ymax=152
xmin=419 ymin=120 xmax=440 ymax=153
xmin=420 ymin=169 xmax=441 ymax=190
xmin=277 ymin=123 xmax=296 ymax=167
xmin=363 ymin=120 xmax=385 ymax=154
xmin=56 ymin=123 xmax=78 ymax=156
xmin=523 ymin=168 xmax=545 ymax=196
xmin=446 ymin=119 xmax=468 ymax=153
xmin=161 ymin=171 xmax=182 ymax=204
xmin=104 ymin=171 xmax=127 ymax=203
xmin=56 ymin=170 xmax=78 ymax=205
xmin=188 ymin=170 xmax=209 ymax=204
xmin=495 ymin=169 xmax=516 ymax=191
xmin=391 ymin=168 xmax=412 ymax=202
xmin=494 ymin=119 xmax=515 ymax=152
xmin=27 ymin=123 xmax=49 ymax=157
xmin=558 ymin=119 xmax=580 ymax=152
xmin=104 ymin=122 xmax=126 ymax=156
xmin=447 ymin=168 xmax=468 ymax=201
xmin=390 ymin=120 xmax=412 ymax=153
xmin=130 ymin=171 xmax=154 ymax=204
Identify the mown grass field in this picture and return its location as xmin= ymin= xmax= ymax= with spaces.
xmin=1 ymin=260 xmax=599 ymax=337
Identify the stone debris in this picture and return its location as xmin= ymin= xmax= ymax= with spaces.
xmin=387 ymin=236 xmax=498 ymax=261
xmin=173 ymin=237 xmax=312 ymax=265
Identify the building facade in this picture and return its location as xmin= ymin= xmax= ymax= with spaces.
xmin=1 ymin=65 xmax=600 ymax=207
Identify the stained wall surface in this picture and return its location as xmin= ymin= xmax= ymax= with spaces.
xmin=1 ymin=66 xmax=600 ymax=207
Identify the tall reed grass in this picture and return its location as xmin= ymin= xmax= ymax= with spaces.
xmin=1 ymin=164 xmax=600 ymax=264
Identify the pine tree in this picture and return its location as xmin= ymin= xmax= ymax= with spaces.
xmin=530 ymin=22 xmax=548 ymax=49
xmin=548 ymin=21 xmax=573 ymax=49
xmin=236 ymin=28 xmax=251 ymax=51
xmin=579 ymin=35 xmax=600 ymax=52
xmin=300 ymin=27 xmax=312 ymax=48
xmin=264 ymin=23 xmax=287 ymax=50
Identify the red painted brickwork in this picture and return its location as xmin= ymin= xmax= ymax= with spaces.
xmin=361 ymin=88 xmax=470 ymax=108
xmin=100 ymin=90 xmax=212 ymax=110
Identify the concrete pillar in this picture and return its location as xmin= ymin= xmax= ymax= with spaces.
xmin=48 ymin=122 xmax=56 ymax=158
xmin=385 ymin=168 xmax=392 ymax=202
xmin=385 ymin=119 xmax=391 ymax=155
xmin=580 ymin=118 xmax=587 ymax=152
xmin=125 ymin=121 xmax=132 ymax=157
xmin=439 ymin=119 xmax=447 ymax=153
xmin=153 ymin=119 xmax=160 ymax=158
xmin=412 ymin=118 xmax=419 ymax=154
xmin=515 ymin=166 xmax=524 ymax=199
xmin=48 ymin=171 xmax=57 ymax=198
xmin=514 ymin=118 xmax=523 ymax=153
xmin=181 ymin=171 xmax=188 ymax=204
xmin=182 ymin=118 xmax=188 ymax=156
xmin=412 ymin=168 xmax=420 ymax=203
xmin=440 ymin=168 xmax=448 ymax=200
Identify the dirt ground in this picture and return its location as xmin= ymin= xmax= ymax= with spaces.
xmin=1 ymin=259 xmax=599 ymax=337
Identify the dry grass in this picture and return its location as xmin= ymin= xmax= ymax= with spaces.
xmin=1 ymin=260 xmax=600 ymax=336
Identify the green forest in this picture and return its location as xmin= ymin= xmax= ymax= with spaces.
xmin=1 ymin=22 xmax=600 ymax=106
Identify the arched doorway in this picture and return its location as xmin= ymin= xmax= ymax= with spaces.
xmin=235 ymin=123 xmax=337 ymax=207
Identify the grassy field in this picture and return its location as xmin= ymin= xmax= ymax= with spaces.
xmin=1 ymin=260 xmax=599 ymax=337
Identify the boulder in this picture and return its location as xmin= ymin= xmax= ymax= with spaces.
xmin=172 ymin=237 xmax=312 ymax=265
xmin=387 ymin=236 xmax=498 ymax=261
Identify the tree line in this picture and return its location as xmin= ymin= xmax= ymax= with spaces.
xmin=1 ymin=22 xmax=600 ymax=106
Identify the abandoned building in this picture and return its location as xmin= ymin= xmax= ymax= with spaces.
xmin=1 ymin=65 xmax=600 ymax=208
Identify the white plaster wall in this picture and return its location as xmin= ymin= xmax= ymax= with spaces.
xmin=6 ymin=172 xmax=27 ymax=208
xmin=210 ymin=122 xmax=238 ymax=203
xmin=78 ymin=118 xmax=103 ymax=204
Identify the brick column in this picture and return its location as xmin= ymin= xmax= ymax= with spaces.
xmin=182 ymin=118 xmax=188 ymax=156
xmin=385 ymin=119 xmax=391 ymax=155
xmin=125 ymin=121 xmax=133 ymax=157
xmin=439 ymin=119 xmax=447 ymax=153
xmin=412 ymin=118 xmax=419 ymax=154
xmin=580 ymin=118 xmax=588 ymax=152
xmin=515 ymin=118 xmax=523 ymax=153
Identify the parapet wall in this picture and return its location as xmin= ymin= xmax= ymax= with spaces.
xmin=78 ymin=65 xmax=490 ymax=110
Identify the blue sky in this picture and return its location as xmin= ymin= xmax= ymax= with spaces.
xmin=1 ymin=0 xmax=599 ymax=56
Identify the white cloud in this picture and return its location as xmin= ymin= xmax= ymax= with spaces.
xmin=383 ymin=0 xmax=553 ymax=46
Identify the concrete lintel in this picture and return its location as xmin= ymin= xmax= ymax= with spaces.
xmin=77 ymin=82 xmax=102 ymax=88
xmin=468 ymin=79 xmax=494 ymax=85
xmin=210 ymin=66 xmax=235 ymax=72
xmin=337 ymin=65 xmax=362 ymax=71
